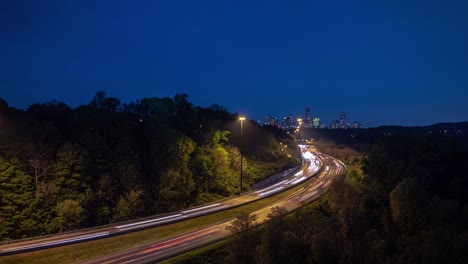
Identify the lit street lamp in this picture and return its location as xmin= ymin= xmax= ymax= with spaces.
xmin=297 ymin=118 xmax=302 ymax=142
xmin=239 ymin=116 xmax=246 ymax=194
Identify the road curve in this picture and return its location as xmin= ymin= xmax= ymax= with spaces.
xmin=0 ymin=149 xmax=346 ymax=264
xmin=83 ymin=152 xmax=346 ymax=264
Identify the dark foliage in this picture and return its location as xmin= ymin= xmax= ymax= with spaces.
xmin=207 ymin=134 xmax=468 ymax=264
xmin=0 ymin=93 xmax=300 ymax=240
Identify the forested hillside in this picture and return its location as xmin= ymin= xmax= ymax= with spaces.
xmin=173 ymin=135 xmax=468 ymax=264
xmin=0 ymin=92 xmax=300 ymax=240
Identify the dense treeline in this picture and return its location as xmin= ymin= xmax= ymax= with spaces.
xmin=301 ymin=123 xmax=468 ymax=146
xmin=0 ymin=93 xmax=300 ymax=240
xmin=313 ymin=138 xmax=364 ymax=165
xmin=174 ymin=135 xmax=468 ymax=264
xmin=302 ymin=122 xmax=468 ymax=166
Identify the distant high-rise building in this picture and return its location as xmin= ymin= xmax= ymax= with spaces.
xmin=287 ymin=114 xmax=294 ymax=128
xmin=339 ymin=112 xmax=346 ymax=128
xmin=352 ymin=121 xmax=361 ymax=129
xmin=281 ymin=117 xmax=288 ymax=129
xmin=330 ymin=120 xmax=340 ymax=129
xmin=304 ymin=106 xmax=313 ymax=128
xmin=313 ymin=117 xmax=320 ymax=128
xmin=265 ymin=116 xmax=278 ymax=127
xmin=281 ymin=114 xmax=294 ymax=129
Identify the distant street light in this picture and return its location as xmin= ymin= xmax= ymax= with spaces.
xmin=297 ymin=118 xmax=303 ymax=142
xmin=239 ymin=116 xmax=246 ymax=194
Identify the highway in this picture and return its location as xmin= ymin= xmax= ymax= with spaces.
xmin=82 ymin=151 xmax=346 ymax=264
xmin=0 ymin=147 xmax=346 ymax=263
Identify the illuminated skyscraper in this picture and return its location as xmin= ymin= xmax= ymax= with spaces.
xmin=304 ymin=106 xmax=313 ymax=128
xmin=287 ymin=114 xmax=294 ymax=128
xmin=313 ymin=117 xmax=320 ymax=128
xmin=352 ymin=121 xmax=361 ymax=129
xmin=265 ymin=116 xmax=278 ymax=127
xmin=340 ymin=112 xmax=346 ymax=128
xmin=281 ymin=114 xmax=294 ymax=129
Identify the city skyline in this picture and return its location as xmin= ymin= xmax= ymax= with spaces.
xmin=0 ymin=85 xmax=463 ymax=129
xmin=2 ymin=1 xmax=468 ymax=127
xmin=264 ymin=107 xmax=361 ymax=129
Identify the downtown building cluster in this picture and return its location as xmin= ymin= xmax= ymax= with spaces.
xmin=264 ymin=106 xmax=361 ymax=130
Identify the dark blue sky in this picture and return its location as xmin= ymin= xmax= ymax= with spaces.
xmin=2 ymin=0 xmax=467 ymax=127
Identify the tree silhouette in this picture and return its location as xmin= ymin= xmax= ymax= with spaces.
xmin=225 ymin=212 xmax=259 ymax=264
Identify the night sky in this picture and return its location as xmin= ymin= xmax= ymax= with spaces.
xmin=2 ymin=0 xmax=467 ymax=127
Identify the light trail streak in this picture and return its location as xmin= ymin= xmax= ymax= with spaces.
xmin=300 ymin=190 xmax=319 ymax=201
xmin=257 ymin=186 xmax=284 ymax=197
xmin=2 ymin=232 xmax=110 ymax=253
xmin=290 ymin=176 xmax=306 ymax=185
xmin=323 ymin=180 xmax=332 ymax=188
xmin=115 ymin=214 xmax=182 ymax=230
xmin=183 ymin=205 xmax=231 ymax=216
xmin=181 ymin=203 xmax=222 ymax=214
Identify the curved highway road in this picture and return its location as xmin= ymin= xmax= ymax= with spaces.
xmin=83 ymin=152 xmax=346 ymax=264
xmin=0 ymin=149 xmax=346 ymax=264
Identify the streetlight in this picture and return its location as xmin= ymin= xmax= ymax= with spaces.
xmin=297 ymin=118 xmax=302 ymax=142
xmin=239 ymin=116 xmax=246 ymax=194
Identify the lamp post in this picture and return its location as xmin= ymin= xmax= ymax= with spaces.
xmin=297 ymin=118 xmax=302 ymax=142
xmin=239 ymin=116 xmax=246 ymax=194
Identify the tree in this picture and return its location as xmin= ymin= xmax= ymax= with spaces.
xmin=210 ymin=131 xmax=237 ymax=195
xmin=113 ymin=189 xmax=144 ymax=221
xmin=327 ymin=179 xmax=371 ymax=263
xmin=90 ymin=90 xmax=106 ymax=110
xmin=212 ymin=130 xmax=230 ymax=146
xmin=140 ymin=97 xmax=175 ymax=121
xmin=209 ymin=104 xmax=227 ymax=112
xmin=258 ymin=207 xmax=289 ymax=264
xmin=210 ymin=145 xmax=233 ymax=195
xmin=173 ymin=93 xmax=194 ymax=133
xmin=53 ymin=143 xmax=89 ymax=198
xmin=55 ymin=199 xmax=84 ymax=232
xmin=0 ymin=98 xmax=8 ymax=128
xmin=27 ymin=100 xmax=71 ymax=117
xmin=174 ymin=93 xmax=193 ymax=118
xmin=390 ymin=178 xmax=429 ymax=234
xmin=158 ymin=136 xmax=196 ymax=210
xmin=93 ymin=174 xmax=118 ymax=224
xmin=0 ymin=157 xmax=34 ymax=240
xmin=191 ymin=146 xmax=213 ymax=193
xmin=0 ymin=97 xmax=8 ymax=111
xmin=108 ymin=136 xmax=143 ymax=192
xmin=27 ymin=142 xmax=52 ymax=195
xmin=103 ymin=97 xmax=121 ymax=112
xmin=190 ymin=130 xmax=238 ymax=196
xmin=225 ymin=212 xmax=259 ymax=264
xmin=79 ymin=131 xmax=108 ymax=177
xmin=122 ymin=100 xmax=141 ymax=114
